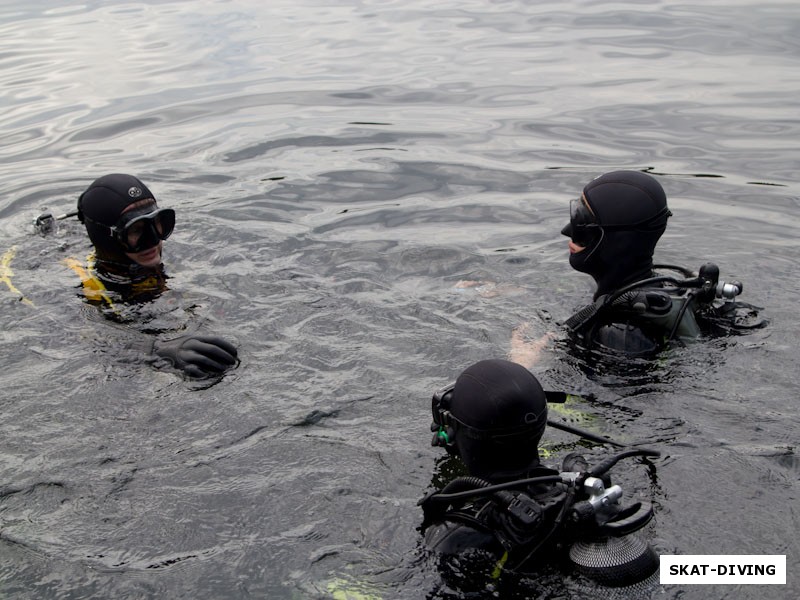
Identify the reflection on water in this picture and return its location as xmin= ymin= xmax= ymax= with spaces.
xmin=1 ymin=1 xmax=799 ymax=599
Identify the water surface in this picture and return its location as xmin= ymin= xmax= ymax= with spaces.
xmin=1 ymin=1 xmax=798 ymax=599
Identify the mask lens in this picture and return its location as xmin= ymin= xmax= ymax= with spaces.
xmin=568 ymin=198 xmax=601 ymax=247
xmin=153 ymin=208 xmax=175 ymax=240
xmin=125 ymin=219 xmax=148 ymax=250
xmin=431 ymin=383 xmax=454 ymax=426
xmin=118 ymin=208 xmax=176 ymax=252
xmin=570 ymin=198 xmax=596 ymax=228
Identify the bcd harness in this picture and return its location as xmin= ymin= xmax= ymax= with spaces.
xmin=63 ymin=254 xmax=167 ymax=313
xmin=564 ymin=262 xmax=756 ymax=343
xmin=63 ymin=255 xmax=115 ymax=308
xmin=420 ymin=448 xmax=659 ymax=575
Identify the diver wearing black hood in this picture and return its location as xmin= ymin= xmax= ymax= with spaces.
xmin=420 ymin=359 xmax=660 ymax=594
xmin=75 ymin=173 xmax=174 ymax=303
xmin=561 ymin=171 xmax=764 ymax=356
xmin=78 ymin=174 xmax=172 ymax=270
xmin=563 ymin=171 xmax=670 ymax=301
xmin=72 ymin=173 xmax=238 ymax=379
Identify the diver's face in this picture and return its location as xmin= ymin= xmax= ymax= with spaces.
xmin=125 ymin=240 xmax=163 ymax=268
xmin=118 ymin=199 xmax=170 ymax=268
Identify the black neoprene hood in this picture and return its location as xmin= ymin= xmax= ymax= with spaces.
xmin=583 ymin=170 xmax=668 ymax=227
xmin=568 ymin=170 xmax=670 ymax=299
xmin=77 ymin=173 xmax=157 ymax=261
xmin=450 ymin=359 xmax=548 ymax=479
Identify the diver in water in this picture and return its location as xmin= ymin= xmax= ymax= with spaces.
xmin=73 ymin=173 xmax=238 ymax=378
xmin=77 ymin=173 xmax=174 ymax=303
xmin=560 ymin=170 xmax=765 ymax=356
xmin=420 ymin=359 xmax=660 ymax=594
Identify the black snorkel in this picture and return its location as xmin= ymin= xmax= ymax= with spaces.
xmin=34 ymin=210 xmax=79 ymax=235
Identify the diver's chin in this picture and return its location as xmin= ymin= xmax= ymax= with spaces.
xmin=126 ymin=243 xmax=162 ymax=268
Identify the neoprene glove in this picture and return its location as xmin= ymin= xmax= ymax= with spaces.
xmin=152 ymin=334 xmax=238 ymax=378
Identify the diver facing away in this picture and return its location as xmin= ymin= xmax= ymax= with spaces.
xmin=420 ymin=359 xmax=660 ymax=593
xmin=560 ymin=170 xmax=765 ymax=356
xmin=75 ymin=173 xmax=238 ymax=379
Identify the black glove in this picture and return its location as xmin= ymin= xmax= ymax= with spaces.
xmin=153 ymin=334 xmax=238 ymax=378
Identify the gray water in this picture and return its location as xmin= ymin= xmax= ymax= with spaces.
xmin=1 ymin=1 xmax=798 ymax=599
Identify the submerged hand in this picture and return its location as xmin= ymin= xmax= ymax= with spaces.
xmin=508 ymin=323 xmax=555 ymax=369
xmin=153 ymin=334 xmax=238 ymax=378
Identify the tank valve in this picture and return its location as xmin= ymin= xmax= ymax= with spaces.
xmin=716 ymin=280 xmax=742 ymax=299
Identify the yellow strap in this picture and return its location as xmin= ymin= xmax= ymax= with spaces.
xmin=1 ymin=246 xmax=34 ymax=307
xmin=326 ymin=577 xmax=384 ymax=600
xmin=63 ymin=256 xmax=115 ymax=307
xmin=491 ymin=550 xmax=509 ymax=579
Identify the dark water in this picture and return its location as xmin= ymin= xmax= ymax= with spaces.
xmin=1 ymin=1 xmax=798 ymax=599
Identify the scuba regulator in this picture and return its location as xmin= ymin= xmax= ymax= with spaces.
xmin=695 ymin=262 xmax=742 ymax=302
xmin=419 ymin=447 xmax=660 ymax=586
xmin=565 ymin=262 xmax=746 ymax=341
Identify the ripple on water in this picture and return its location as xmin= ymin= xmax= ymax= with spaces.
xmin=1 ymin=1 xmax=800 ymax=599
